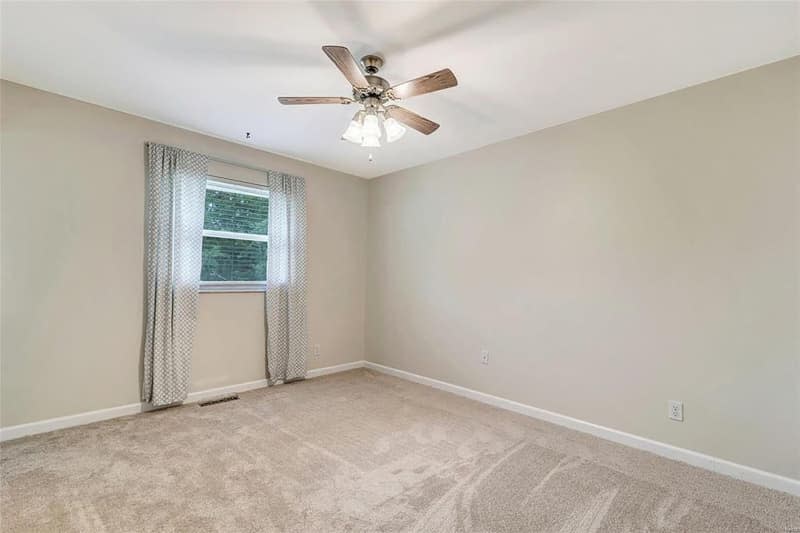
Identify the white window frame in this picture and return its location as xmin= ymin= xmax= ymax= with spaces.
xmin=200 ymin=178 xmax=269 ymax=293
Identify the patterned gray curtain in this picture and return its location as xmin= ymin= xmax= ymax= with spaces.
xmin=265 ymin=171 xmax=308 ymax=384
xmin=142 ymin=143 xmax=208 ymax=406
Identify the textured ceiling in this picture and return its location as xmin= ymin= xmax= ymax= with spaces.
xmin=2 ymin=1 xmax=798 ymax=178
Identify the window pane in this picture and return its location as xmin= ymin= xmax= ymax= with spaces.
xmin=204 ymin=189 xmax=268 ymax=235
xmin=201 ymin=237 xmax=268 ymax=282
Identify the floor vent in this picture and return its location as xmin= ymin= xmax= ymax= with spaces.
xmin=198 ymin=394 xmax=239 ymax=407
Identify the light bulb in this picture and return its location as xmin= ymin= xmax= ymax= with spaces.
xmin=361 ymin=135 xmax=381 ymax=148
xmin=362 ymin=113 xmax=381 ymax=139
xmin=384 ymin=117 xmax=406 ymax=143
xmin=341 ymin=111 xmax=363 ymax=144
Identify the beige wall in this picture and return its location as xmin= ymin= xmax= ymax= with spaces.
xmin=1 ymin=81 xmax=368 ymax=426
xmin=366 ymin=58 xmax=800 ymax=479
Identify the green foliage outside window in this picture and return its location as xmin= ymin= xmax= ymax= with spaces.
xmin=203 ymin=189 xmax=268 ymax=235
xmin=201 ymin=187 xmax=269 ymax=282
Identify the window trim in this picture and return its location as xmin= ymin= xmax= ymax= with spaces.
xmin=200 ymin=178 xmax=269 ymax=294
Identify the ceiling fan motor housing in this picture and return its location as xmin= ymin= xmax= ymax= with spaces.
xmin=354 ymin=74 xmax=390 ymax=103
xmin=349 ymin=54 xmax=390 ymax=103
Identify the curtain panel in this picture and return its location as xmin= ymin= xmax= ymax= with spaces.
xmin=265 ymin=171 xmax=308 ymax=384
xmin=142 ymin=143 xmax=208 ymax=406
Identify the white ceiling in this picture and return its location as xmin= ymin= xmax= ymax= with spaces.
xmin=2 ymin=2 xmax=798 ymax=178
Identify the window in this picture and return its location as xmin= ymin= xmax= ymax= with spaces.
xmin=200 ymin=179 xmax=269 ymax=292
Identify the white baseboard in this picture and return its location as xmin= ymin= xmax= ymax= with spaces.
xmin=0 ymin=402 xmax=146 ymax=442
xmin=364 ymin=361 xmax=800 ymax=497
xmin=0 ymin=360 xmax=366 ymax=443
xmin=307 ymin=360 xmax=366 ymax=378
xmin=186 ymin=378 xmax=269 ymax=404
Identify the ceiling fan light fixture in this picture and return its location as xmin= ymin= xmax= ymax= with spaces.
xmin=279 ymin=45 xmax=457 ymax=146
xmin=384 ymin=117 xmax=406 ymax=143
xmin=362 ymin=113 xmax=381 ymax=139
xmin=341 ymin=111 xmax=364 ymax=144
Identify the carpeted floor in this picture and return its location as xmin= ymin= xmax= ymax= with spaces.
xmin=1 ymin=369 xmax=798 ymax=532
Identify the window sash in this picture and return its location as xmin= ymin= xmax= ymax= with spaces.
xmin=200 ymin=178 xmax=269 ymax=292
xmin=199 ymin=280 xmax=267 ymax=293
xmin=202 ymin=229 xmax=268 ymax=242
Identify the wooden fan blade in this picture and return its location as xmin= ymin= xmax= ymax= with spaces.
xmin=389 ymin=69 xmax=457 ymax=99
xmin=278 ymin=97 xmax=353 ymax=105
xmin=385 ymin=105 xmax=440 ymax=135
xmin=322 ymin=45 xmax=370 ymax=89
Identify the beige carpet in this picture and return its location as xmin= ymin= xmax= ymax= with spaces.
xmin=1 ymin=369 xmax=798 ymax=532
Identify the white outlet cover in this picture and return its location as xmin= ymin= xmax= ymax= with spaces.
xmin=480 ymin=349 xmax=489 ymax=365
xmin=668 ymin=400 xmax=684 ymax=422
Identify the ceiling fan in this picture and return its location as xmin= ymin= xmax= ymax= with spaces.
xmin=278 ymin=45 xmax=457 ymax=147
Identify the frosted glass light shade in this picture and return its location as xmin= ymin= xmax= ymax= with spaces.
xmin=362 ymin=113 xmax=381 ymax=139
xmin=341 ymin=112 xmax=363 ymax=144
xmin=384 ymin=117 xmax=406 ymax=143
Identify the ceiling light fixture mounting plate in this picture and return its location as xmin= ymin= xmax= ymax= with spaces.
xmin=360 ymin=54 xmax=384 ymax=75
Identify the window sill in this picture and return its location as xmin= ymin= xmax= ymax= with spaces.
xmin=199 ymin=282 xmax=266 ymax=293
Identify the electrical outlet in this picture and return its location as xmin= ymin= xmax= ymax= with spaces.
xmin=668 ymin=400 xmax=683 ymax=422
xmin=313 ymin=344 xmax=321 ymax=358
xmin=480 ymin=349 xmax=489 ymax=365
